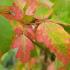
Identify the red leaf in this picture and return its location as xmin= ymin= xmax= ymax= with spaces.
xmin=3 ymin=3 xmax=23 ymax=20
xmin=14 ymin=27 xmax=23 ymax=36
xmin=12 ymin=34 xmax=34 ymax=63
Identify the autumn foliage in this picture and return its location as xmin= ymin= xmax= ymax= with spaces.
xmin=0 ymin=0 xmax=70 ymax=70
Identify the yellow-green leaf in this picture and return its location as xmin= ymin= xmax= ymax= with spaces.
xmin=34 ymin=5 xmax=52 ymax=19
xmin=51 ymin=0 xmax=70 ymax=24
xmin=36 ymin=21 xmax=70 ymax=64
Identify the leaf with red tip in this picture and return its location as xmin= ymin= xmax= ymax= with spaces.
xmin=3 ymin=4 xmax=23 ymax=20
xmin=9 ymin=5 xmax=23 ymax=20
xmin=36 ymin=21 xmax=70 ymax=64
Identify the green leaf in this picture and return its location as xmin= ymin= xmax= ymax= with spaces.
xmin=58 ymin=24 xmax=70 ymax=34
xmin=30 ymin=47 xmax=40 ymax=57
xmin=23 ymin=15 xmax=35 ymax=24
xmin=30 ymin=49 xmax=37 ymax=57
xmin=0 ymin=0 xmax=15 ymax=6
xmin=54 ymin=58 xmax=64 ymax=70
xmin=1 ymin=48 xmax=17 ymax=68
xmin=65 ymin=62 xmax=70 ymax=70
xmin=0 ymin=64 xmax=5 ymax=70
xmin=51 ymin=0 xmax=70 ymax=24
xmin=0 ymin=15 xmax=14 ymax=53
xmin=34 ymin=5 xmax=50 ymax=19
